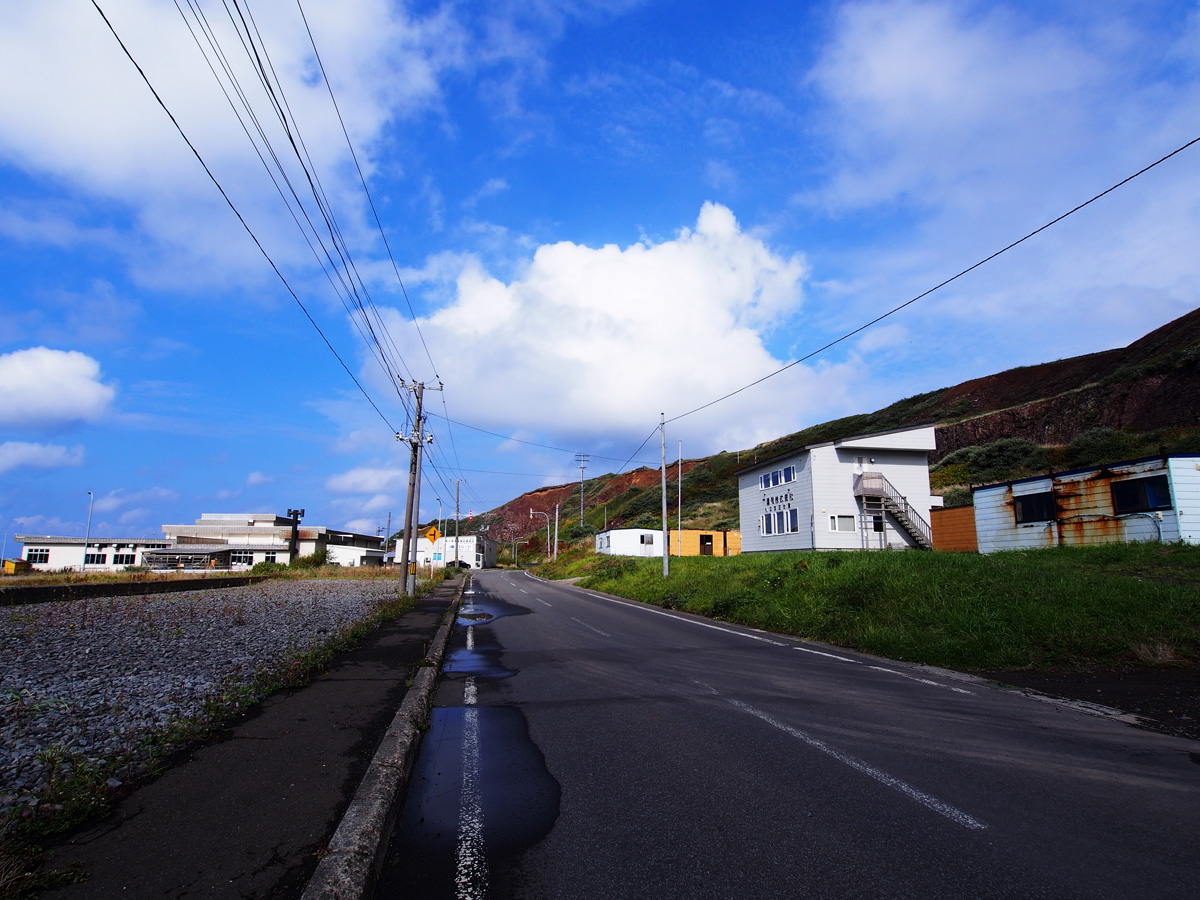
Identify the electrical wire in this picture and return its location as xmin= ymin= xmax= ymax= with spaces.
xmin=665 ymin=132 xmax=1200 ymax=426
xmin=92 ymin=0 xmax=397 ymax=434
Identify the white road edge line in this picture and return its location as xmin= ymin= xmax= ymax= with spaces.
xmin=795 ymin=646 xmax=860 ymax=663
xmin=729 ymin=699 xmax=987 ymax=831
xmin=868 ymin=665 xmax=974 ymax=695
xmin=454 ymin=676 xmax=487 ymax=899
xmin=535 ymin=597 xmax=553 ymax=607
xmin=579 ymin=592 xmax=789 ymax=646
xmin=570 ymin=616 xmax=611 ymax=637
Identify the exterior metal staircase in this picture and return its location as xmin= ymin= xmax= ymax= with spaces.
xmin=853 ymin=472 xmax=933 ymax=550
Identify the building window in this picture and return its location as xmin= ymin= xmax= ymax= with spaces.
xmin=1014 ymin=492 xmax=1055 ymax=524
xmin=639 ymin=534 xmax=654 ymax=545
xmin=113 ymin=554 xmax=136 ymax=566
xmin=829 ymin=515 xmax=856 ymax=533
xmin=264 ymin=552 xmax=276 ymax=563
xmin=789 ymin=509 xmax=799 ymax=533
xmin=85 ymin=554 xmax=107 ymax=565
xmin=26 ymin=548 xmax=49 ymax=564
xmin=759 ymin=466 xmax=798 ymax=490
xmin=230 ymin=550 xmax=253 ymax=565
xmin=873 ymin=515 xmax=885 ymax=533
xmin=762 ymin=510 xmax=801 ymax=536
xmin=1111 ymin=475 xmax=1172 ymax=515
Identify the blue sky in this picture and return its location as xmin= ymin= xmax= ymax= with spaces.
xmin=2 ymin=0 xmax=1199 ymax=545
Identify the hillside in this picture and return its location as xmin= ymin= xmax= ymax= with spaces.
xmin=478 ymin=304 xmax=1200 ymax=547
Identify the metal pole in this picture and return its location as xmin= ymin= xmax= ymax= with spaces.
xmin=408 ymin=425 xmax=429 ymax=595
xmin=678 ymin=439 xmax=682 ymax=558
xmin=531 ymin=508 xmax=551 ymax=556
xmin=575 ymin=453 xmax=589 ymax=528
xmin=397 ymin=384 xmax=422 ymax=595
xmin=661 ymin=414 xmax=669 ymax=578
xmin=82 ymin=490 xmax=94 ymax=574
xmin=455 ymin=481 xmax=461 ymax=568
xmin=554 ymin=504 xmax=559 ymax=561
xmin=384 ymin=511 xmax=391 ymax=564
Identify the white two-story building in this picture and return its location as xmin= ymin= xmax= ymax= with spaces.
xmin=737 ymin=425 xmax=941 ymax=553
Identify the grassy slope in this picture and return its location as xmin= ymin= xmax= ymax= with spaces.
xmin=539 ymin=543 xmax=1200 ymax=671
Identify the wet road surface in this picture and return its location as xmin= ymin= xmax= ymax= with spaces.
xmin=378 ymin=570 xmax=1200 ymax=899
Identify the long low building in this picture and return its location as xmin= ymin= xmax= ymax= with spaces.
xmin=973 ymin=454 xmax=1200 ymax=553
xmin=595 ymin=528 xmax=741 ymax=557
xmin=17 ymin=512 xmax=386 ymax=572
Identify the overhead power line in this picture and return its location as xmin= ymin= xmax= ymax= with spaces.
xmin=666 ymin=131 xmax=1200 ymax=426
xmin=92 ymin=0 xmax=397 ymax=434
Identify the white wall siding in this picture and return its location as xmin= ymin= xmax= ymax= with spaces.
xmin=738 ymin=454 xmax=812 ymax=553
xmin=1168 ymin=457 xmax=1200 ymax=544
xmin=596 ymin=529 xmax=664 ymax=557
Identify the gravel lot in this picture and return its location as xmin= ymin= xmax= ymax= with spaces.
xmin=0 ymin=579 xmax=404 ymax=810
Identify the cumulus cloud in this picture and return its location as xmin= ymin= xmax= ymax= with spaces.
xmin=0 ymin=348 xmax=116 ymax=427
xmin=246 ymin=471 xmax=274 ymax=487
xmin=376 ymin=203 xmax=809 ymax=450
xmin=0 ymin=441 xmax=85 ymax=475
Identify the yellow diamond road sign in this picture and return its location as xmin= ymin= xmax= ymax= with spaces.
xmin=425 ymin=526 xmax=441 ymax=544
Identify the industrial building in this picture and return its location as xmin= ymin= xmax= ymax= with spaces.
xmin=737 ymin=425 xmax=941 ymax=552
xmin=16 ymin=512 xmax=386 ymax=572
xmin=972 ymin=454 xmax=1200 ymax=553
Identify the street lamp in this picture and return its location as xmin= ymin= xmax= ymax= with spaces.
xmin=82 ymin=490 xmax=94 ymax=575
xmin=529 ymin=508 xmax=551 ymax=556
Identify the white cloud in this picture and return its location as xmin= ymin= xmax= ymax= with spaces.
xmin=326 ymin=467 xmax=407 ymax=494
xmin=93 ymin=487 xmax=177 ymax=515
xmin=0 ymin=348 xmax=116 ymax=427
xmin=0 ymin=441 xmax=85 ymax=475
xmin=0 ymin=1 xmax=468 ymax=286
xmin=374 ymin=203 xmax=810 ymax=453
xmin=246 ymin=471 xmax=274 ymax=487
xmin=11 ymin=515 xmax=75 ymax=535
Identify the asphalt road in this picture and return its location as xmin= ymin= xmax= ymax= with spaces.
xmin=379 ymin=569 xmax=1200 ymax=900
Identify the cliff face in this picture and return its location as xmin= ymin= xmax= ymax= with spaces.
xmin=934 ymin=367 xmax=1200 ymax=461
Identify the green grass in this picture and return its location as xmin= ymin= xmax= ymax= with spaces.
xmin=541 ymin=543 xmax=1200 ymax=672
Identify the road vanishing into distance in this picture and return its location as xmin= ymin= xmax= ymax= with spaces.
xmin=378 ymin=570 xmax=1200 ymax=899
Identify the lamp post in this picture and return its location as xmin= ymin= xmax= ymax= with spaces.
xmin=530 ymin=508 xmax=551 ymax=556
xmin=82 ymin=490 xmax=94 ymax=575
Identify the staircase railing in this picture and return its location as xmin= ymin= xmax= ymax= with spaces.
xmin=853 ymin=472 xmax=933 ymax=549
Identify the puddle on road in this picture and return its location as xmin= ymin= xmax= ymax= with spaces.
xmin=377 ymin=587 xmax=558 ymax=899
xmin=377 ymin=705 xmax=560 ymax=900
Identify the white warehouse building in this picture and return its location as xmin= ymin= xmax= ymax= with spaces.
xmin=413 ymin=534 xmax=498 ymax=570
xmin=737 ymin=425 xmax=941 ymax=553
xmin=595 ymin=528 xmax=665 ymax=557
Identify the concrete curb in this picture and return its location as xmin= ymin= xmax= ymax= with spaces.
xmin=300 ymin=577 xmax=465 ymax=900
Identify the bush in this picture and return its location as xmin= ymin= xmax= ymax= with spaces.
xmin=250 ymin=561 xmax=288 ymax=575
xmin=289 ymin=549 xmax=329 ymax=570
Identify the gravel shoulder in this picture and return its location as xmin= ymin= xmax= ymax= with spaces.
xmin=1 ymin=578 xmax=407 ymax=810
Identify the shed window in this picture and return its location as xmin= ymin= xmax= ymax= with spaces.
xmin=1111 ymin=475 xmax=1172 ymax=514
xmin=639 ymin=534 xmax=654 ymax=545
xmin=1014 ymin=492 xmax=1055 ymax=524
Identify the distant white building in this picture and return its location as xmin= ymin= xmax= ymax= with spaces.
xmin=737 ymin=425 xmax=941 ymax=552
xmin=595 ymin=528 xmax=665 ymax=558
xmin=17 ymin=512 xmax=386 ymax=572
xmin=973 ymin=454 xmax=1200 ymax=553
xmin=413 ymin=534 xmax=497 ymax=570
xmin=14 ymin=536 xmax=172 ymax=573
